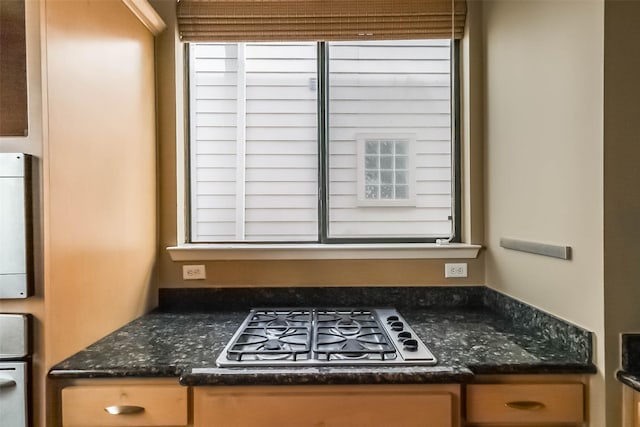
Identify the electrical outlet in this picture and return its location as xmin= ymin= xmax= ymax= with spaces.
xmin=183 ymin=265 xmax=206 ymax=280
xmin=445 ymin=263 xmax=467 ymax=278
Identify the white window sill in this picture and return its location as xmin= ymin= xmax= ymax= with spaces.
xmin=166 ymin=243 xmax=482 ymax=261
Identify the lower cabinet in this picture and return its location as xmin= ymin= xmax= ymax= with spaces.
xmin=57 ymin=376 xmax=589 ymax=427
xmin=622 ymin=384 xmax=640 ymax=427
xmin=465 ymin=376 xmax=586 ymax=426
xmin=193 ymin=384 xmax=461 ymax=427
xmin=60 ymin=381 xmax=188 ymax=427
xmin=466 ymin=383 xmax=583 ymax=425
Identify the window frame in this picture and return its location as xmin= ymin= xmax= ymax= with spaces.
xmin=185 ymin=40 xmax=462 ymax=245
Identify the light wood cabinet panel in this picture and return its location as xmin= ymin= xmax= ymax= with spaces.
xmin=623 ymin=385 xmax=640 ymax=427
xmin=61 ymin=384 xmax=188 ymax=427
xmin=194 ymin=385 xmax=460 ymax=427
xmin=466 ymin=383 xmax=584 ymax=425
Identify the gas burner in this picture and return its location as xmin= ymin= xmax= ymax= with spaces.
xmin=255 ymin=340 xmax=299 ymax=361
xmin=216 ymin=308 xmax=437 ymax=367
xmin=249 ymin=310 xmax=312 ymax=338
xmin=332 ymin=321 xmax=362 ymax=336
xmin=333 ymin=340 xmax=369 ymax=360
xmin=264 ymin=323 xmax=293 ymax=337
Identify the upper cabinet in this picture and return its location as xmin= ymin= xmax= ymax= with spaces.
xmin=0 ymin=0 xmax=28 ymax=137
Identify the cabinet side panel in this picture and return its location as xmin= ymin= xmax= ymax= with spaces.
xmin=43 ymin=0 xmax=157 ymax=366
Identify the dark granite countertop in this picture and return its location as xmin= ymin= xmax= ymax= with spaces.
xmin=48 ymin=287 xmax=596 ymax=385
xmin=617 ymin=333 xmax=640 ymax=392
xmin=617 ymin=371 xmax=640 ymax=392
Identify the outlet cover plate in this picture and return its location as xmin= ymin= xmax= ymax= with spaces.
xmin=445 ymin=263 xmax=467 ymax=278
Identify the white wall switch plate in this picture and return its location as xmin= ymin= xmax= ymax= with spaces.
xmin=445 ymin=263 xmax=467 ymax=278
xmin=183 ymin=265 xmax=206 ymax=280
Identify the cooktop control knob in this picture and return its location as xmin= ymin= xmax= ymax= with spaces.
xmin=403 ymin=339 xmax=419 ymax=352
xmin=374 ymin=308 xmax=437 ymax=364
xmin=390 ymin=321 xmax=404 ymax=331
xmin=398 ymin=331 xmax=412 ymax=341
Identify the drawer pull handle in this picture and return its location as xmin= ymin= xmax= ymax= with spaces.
xmin=104 ymin=405 xmax=145 ymax=415
xmin=505 ymin=401 xmax=546 ymax=411
xmin=0 ymin=378 xmax=16 ymax=388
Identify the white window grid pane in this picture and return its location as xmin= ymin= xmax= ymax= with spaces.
xmin=362 ymin=138 xmax=412 ymax=202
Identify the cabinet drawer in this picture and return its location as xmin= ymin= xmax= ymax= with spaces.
xmin=195 ymin=386 xmax=455 ymax=427
xmin=466 ymin=383 xmax=583 ymax=424
xmin=62 ymin=385 xmax=188 ymax=427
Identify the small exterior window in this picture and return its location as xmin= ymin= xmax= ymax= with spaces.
xmin=357 ymin=135 xmax=416 ymax=207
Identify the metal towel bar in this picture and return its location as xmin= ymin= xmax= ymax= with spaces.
xmin=500 ymin=238 xmax=571 ymax=260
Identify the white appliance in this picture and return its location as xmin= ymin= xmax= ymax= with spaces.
xmin=0 ymin=313 xmax=30 ymax=427
xmin=0 ymin=153 xmax=33 ymax=298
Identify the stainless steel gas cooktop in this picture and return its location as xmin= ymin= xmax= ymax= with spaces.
xmin=215 ymin=308 xmax=437 ymax=367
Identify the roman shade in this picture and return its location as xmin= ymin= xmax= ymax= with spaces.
xmin=176 ymin=0 xmax=467 ymax=42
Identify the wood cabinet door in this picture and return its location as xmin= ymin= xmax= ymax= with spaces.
xmin=62 ymin=385 xmax=188 ymax=427
xmin=466 ymin=383 xmax=584 ymax=425
xmin=624 ymin=386 xmax=640 ymax=427
xmin=194 ymin=385 xmax=457 ymax=427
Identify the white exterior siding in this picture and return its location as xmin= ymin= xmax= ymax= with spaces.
xmin=190 ymin=40 xmax=453 ymax=242
xmin=328 ymin=40 xmax=452 ymax=238
xmin=242 ymin=42 xmax=318 ymax=240
xmin=191 ymin=43 xmax=318 ymax=242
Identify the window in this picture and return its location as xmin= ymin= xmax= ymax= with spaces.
xmin=187 ymin=40 xmax=459 ymax=244
xmin=357 ymin=135 xmax=416 ymax=207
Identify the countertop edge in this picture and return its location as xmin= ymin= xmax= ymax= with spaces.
xmin=469 ymin=363 xmax=597 ymax=376
xmin=617 ymin=370 xmax=640 ymax=392
xmin=48 ymin=367 xmax=184 ymax=379
xmin=48 ymin=363 xmax=597 ymax=383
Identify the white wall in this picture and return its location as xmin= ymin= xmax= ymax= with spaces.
xmin=482 ymin=0 xmax=605 ymax=425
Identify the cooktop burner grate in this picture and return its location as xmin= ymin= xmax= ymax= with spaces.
xmin=313 ymin=309 xmax=397 ymax=361
xmin=226 ymin=309 xmax=313 ymax=362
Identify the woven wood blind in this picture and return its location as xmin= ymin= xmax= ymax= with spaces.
xmin=177 ymin=0 xmax=467 ymax=42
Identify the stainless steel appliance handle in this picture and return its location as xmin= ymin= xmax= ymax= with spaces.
xmin=0 ymin=377 xmax=17 ymax=388
xmin=104 ymin=405 xmax=145 ymax=415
